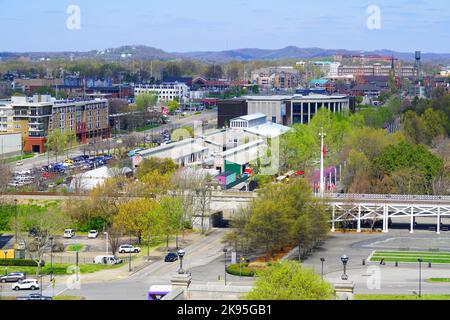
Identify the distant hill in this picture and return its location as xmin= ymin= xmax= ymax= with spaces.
xmin=1 ymin=45 xmax=450 ymax=63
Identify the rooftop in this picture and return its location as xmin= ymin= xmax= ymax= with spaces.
xmin=243 ymin=122 xmax=292 ymax=138
xmin=235 ymin=113 xmax=267 ymax=122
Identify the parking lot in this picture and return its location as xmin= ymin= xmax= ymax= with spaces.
xmin=7 ymin=154 xmax=114 ymax=192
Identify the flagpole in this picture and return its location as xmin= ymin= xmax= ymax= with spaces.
xmin=319 ymin=128 xmax=325 ymax=197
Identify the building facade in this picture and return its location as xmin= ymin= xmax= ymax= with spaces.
xmin=338 ymin=64 xmax=416 ymax=78
xmin=134 ymin=83 xmax=190 ymax=103
xmin=251 ymin=67 xmax=299 ymax=89
xmin=218 ymin=94 xmax=350 ymax=128
xmin=6 ymin=95 xmax=109 ymax=153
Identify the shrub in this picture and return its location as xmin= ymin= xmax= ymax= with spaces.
xmin=226 ymin=263 xmax=255 ymax=277
xmin=52 ymin=242 xmax=65 ymax=253
xmin=2 ymin=259 xmax=45 ymax=267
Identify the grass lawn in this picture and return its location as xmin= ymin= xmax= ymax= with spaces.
xmin=135 ymin=124 xmax=160 ymax=132
xmin=5 ymin=153 xmax=35 ymax=163
xmin=369 ymin=251 xmax=450 ymax=264
xmin=356 ymin=294 xmax=450 ymax=300
xmin=427 ymin=278 xmax=450 ymax=283
xmin=67 ymin=244 xmax=85 ymax=252
xmin=54 ymin=296 xmax=85 ymax=300
xmin=0 ymin=262 xmax=122 ymax=276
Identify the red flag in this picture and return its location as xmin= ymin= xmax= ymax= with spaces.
xmin=323 ymin=145 xmax=327 ymax=158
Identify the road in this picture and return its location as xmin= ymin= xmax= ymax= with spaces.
xmin=0 ymin=228 xmax=252 ymax=300
xmin=14 ymin=110 xmax=217 ymax=171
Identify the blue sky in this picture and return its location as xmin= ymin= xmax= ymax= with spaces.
xmin=0 ymin=0 xmax=449 ymax=53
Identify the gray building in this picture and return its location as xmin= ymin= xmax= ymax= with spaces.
xmin=218 ymin=94 xmax=350 ymax=128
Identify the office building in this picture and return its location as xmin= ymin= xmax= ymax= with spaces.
xmin=218 ymin=94 xmax=350 ymax=128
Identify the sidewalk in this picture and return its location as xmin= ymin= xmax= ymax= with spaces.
xmin=44 ymin=231 xmax=204 ymax=285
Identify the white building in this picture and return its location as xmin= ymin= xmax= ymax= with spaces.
xmin=69 ymin=166 xmax=132 ymax=191
xmin=230 ymin=113 xmax=267 ymax=129
xmin=134 ymin=138 xmax=208 ymax=167
xmin=134 ymin=83 xmax=190 ymax=103
xmin=0 ymin=132 xmax=22 ymax=157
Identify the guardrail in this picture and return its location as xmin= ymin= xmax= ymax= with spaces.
xmin=318 ymin=193 xmax=450 ymax=202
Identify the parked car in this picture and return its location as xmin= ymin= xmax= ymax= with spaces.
xmin=16 ymin=294 xmax=52 ymax=301
xmin=0 ymin=272 xmax=26 ymax=283
xmin=164 ymin=252 xmax=179 ymax=263
xmin=88 ymin=230 xmax=98 ymax=239
xmin=118 ymin=245 xmax=141 ymax=254
xmin=12 ymin=279 xmax=39 ymax=291
xmin=8 ymin=182 xmax=22 ymax=188
xmin=63 ymin=229 xmax=75 ymax=238
xmin=93 ymin=256 xmax=123 ymax=265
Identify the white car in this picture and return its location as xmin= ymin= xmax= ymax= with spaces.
xmin=119 ymin=245 xmax=141 ymax=254
xmin=88 ymin=230 xmax=98 ymax=239
xmin=63 ymin=229 xmax=75 ymax=238
xmin=16 ymin=162 xmax=24 ymax=167
xmin=12 ymin=279 xmax=39 ymax=291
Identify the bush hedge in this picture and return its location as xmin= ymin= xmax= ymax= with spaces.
xmin=226 ymin=264 xmax=255 ymax=277
xmin=1 ymin=259 xmax=45 ymax=267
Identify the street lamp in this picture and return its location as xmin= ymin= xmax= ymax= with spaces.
xmin=223 ymin=248 xmax=228 ymax=286
xmin=320 ymin=258 xmax=326 ymax=280
xmin=418 ymin=258 xmax=423 ymax=298
xmin=104 ymin=232 xmax=109 ymax=255
xmin=3 ymin=250 xmax=7 ymax=259
xmin=128 ymin=232 xmax=132 ymax=273
xmin=177 ymin=249 xmax=186 ymax=274
xmin=3 ymin=250 xmax=8 ymax=275
xmin=14 ymin=199 xmax=18 ymax=247
xmin=341 ymin=255 xmax=349 ymax=281
xmin=49 ymin=236 xmax=54 ymax=282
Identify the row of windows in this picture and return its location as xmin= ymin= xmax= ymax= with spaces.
xmin=231 ymin=121 xmax=248 ymax=128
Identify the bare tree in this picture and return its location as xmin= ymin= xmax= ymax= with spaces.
xmin=171 ymin=168 xmax=199 ymax=235
xmin=14 ymin=208 xmax=68 ymax=277
xmin=123 ymin=133 xmax=142 ymax=150
xmin=0 ymin=162 xmax=11 ymax=193
xmin=194 ymin=175 xmax=213 ymax=235
xmin=108 ymin=225 xmax=123 ymax=257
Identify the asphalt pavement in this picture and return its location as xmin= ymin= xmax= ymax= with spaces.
xmin=24 ymin=228 xmax=252 ymax=300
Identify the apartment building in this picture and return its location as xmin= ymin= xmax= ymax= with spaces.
xmin=7 ymin=95 xmax=109 ymax=153
xmin=251 ymin=67 xmax=299 ymax=89
xmin=338 ymin=63 xmax=417 ymax=78
xmin=134 ymin=83 xmax=190 ymax=103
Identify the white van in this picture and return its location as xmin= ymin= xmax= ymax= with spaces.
xmin=93 ymin=256 xmax=123 ymax=265
xmin=63 ymin=229 xmax=75 ymax=238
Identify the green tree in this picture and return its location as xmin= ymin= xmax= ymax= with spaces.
xmin=166 ymin=100 xmax=179 ymax=113
xmin=157 ymin=197 xmax=184 ymax=249
xmin=136 ymin=158 xmax=178 ymax=180
xmin=401 ymin=111 xmax=427 ymax=145
xmin=114 ymin=199 xmax=159 ymax=244
xmin=135 ymin=93 xmax=158 ymax=112
xmin=245 ymin=261 xmax=335 ymax=300
xmin=385 ymin=96 xmax=402 ymax=116
xmin=63 ymin=130 xmax=77 ymax=158
xmin=421 ymin=108 xmax=447 ymax=145
xmin=45 ymin=129 xmax=65 ymax=162
xmin=373 ymin=142 xmax=444 ymax=193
